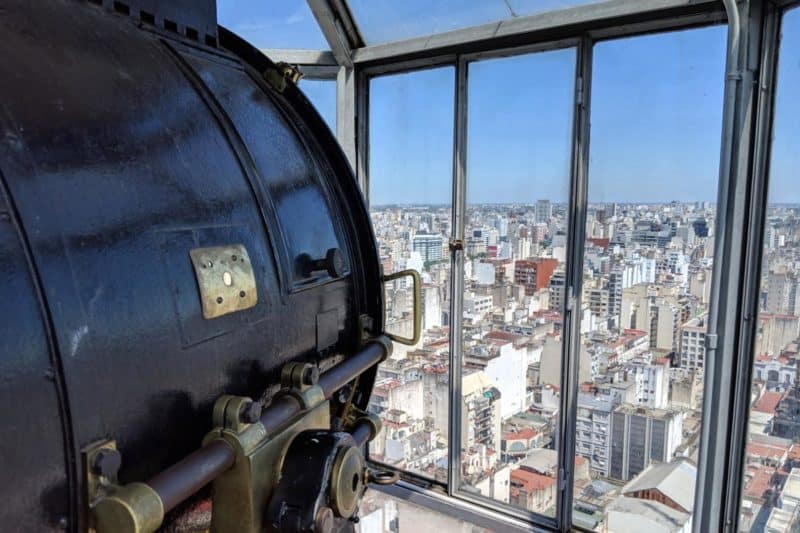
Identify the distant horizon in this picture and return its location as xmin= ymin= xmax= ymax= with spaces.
xmin=369 ymin=200 xmax=726 ymax=208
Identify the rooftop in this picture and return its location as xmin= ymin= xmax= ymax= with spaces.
xmin=753 ymin=391 xmax=784 ymax=414
xmin=622 ymin=459 xmax=697 ymax=514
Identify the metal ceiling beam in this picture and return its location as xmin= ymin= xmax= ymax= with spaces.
xmin=306 ymin=0 xmax=363 ymax=67
xmin=351 ymin=0 xmax=723 ymax=65
xmin=259 ymin=49 xmax=337 ymax=67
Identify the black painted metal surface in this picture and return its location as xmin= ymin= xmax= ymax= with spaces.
xmin=0 ymin=1 xmax=382 ymax=530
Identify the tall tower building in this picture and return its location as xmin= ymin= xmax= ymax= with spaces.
xmin=536 ymin=199 xmax=552 ymax=224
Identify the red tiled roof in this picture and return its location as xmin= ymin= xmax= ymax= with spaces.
xmin=753 ymin=391 xmax=784 ymax=414
xmin=511 ymin=469 xmax=556 ymax=492
xmin=746 ymin=442 xmax=788 ymax=460
xmin=486 ymin=330 xmax=524 ymax=342
xmin=503 ymin=428 xmax=538 ymax=441
xmin=743 ymin=466 xmax=776 ymax=500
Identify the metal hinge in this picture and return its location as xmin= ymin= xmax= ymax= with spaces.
xmin=558 ymin=468 xmax=567 ymax=491
xmin=706 ymin=333 xmax=719 ymax=350
xmin=576 ymin=77 xmax=584 ymax=106
xmin=448 ymin=239 xmax=464 ymax=252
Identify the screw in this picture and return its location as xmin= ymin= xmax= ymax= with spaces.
xmin=239 ymin=290 xmax=246 ymax=298
xmin=92 ymin=448 xmax=122 ymax=478
xmin=57 ymin=517 xmax=68 ymax=530
xmin=231 ymin=254 xmax=238 ymax=261
xmin=239 ymin=401 xmax=262 ymax=424
xmin=216 ymin=296 xmax=223 ymax=304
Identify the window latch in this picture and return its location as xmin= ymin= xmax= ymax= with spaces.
xmin=705 ymin=333 xmax=718 ymax=350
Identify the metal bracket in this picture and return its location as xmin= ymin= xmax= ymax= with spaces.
xmin=189 ymin=244 xmax=257 ymax=319
xmin=84 ymin=440 xmax=164 ymax=533
xmin=565 ymin=286 xmax=575 ymax=311
xmin=204 ymin=398 xmax=331 ymax=533
xmin=449 ymin=239 xmax=464 ymax=252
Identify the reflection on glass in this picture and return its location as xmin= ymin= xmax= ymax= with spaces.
xmin=573 ymin=27 xmax=726 ymax=531
xmin=367 ymin=67 xmax=455 ymax=481
xmin=217 ymin=0 xmax=328 ymax=50
xmin=299 ymin=79 xmax=337 ymax=133
xmin=739 ymin=9 xmax=800 ymax=533
xmin=459 ymin=47 xmax=576 ymax=517
xmin=358 ymin=489 xmax=491 ymax=532
xmin=346 ymin=0 xmax=608 ymax=44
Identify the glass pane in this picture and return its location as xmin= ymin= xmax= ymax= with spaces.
xmin=367 ymin=67 xmax=455 ymax=481
xmin=573 ymin=26 xmax=726 ymax=531
xmin=347 ymin=0 xmax=610 ymax=44
xmin=299 ymin=79 xmax=337 ymax=133
xmin=739 ymin=8 xmax=800 ymax=533
xmin=217 ymin=0 xmax=329 ymax=50
xmin=459 ymin=47 xmax=576 ymax=517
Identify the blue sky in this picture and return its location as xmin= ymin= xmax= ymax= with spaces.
xmin=218 ymin=3 xmax=799 ymax=206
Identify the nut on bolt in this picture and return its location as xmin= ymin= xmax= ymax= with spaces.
xmin=302 ymin=365 xmax=320 ymax=386
xmin=239 ymin=401 xmax=262 ymax=424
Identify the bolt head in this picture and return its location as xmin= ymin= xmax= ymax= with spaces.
xmin=315 ymin=507 xmax=334 ymax=533
xmin=240 ymin=402 xmax=262 ymax=424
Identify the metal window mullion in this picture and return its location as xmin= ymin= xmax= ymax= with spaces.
xmin=336 ymin=66 xmax=358 ymax=171
xmin=726 ymin=4 xmax=783 ymax=531
xmin=557 ymin=36 xmax=593 ymax=532
xmin=354 ymin=68 xmax=369 ymax=200
xmin=447 ymin=55 xmax=468 ymax=497
xmin=693 ymin=1 xmax=767 ymax=532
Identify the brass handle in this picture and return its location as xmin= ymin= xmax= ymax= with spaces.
xmin=382 ymin=269 xmax=422 ymax=346
xmin=366 ymin=468 xmax=400 ymax=486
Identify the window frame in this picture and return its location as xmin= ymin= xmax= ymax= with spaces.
xmin=250 ymin=0 xmax=796 ymax=530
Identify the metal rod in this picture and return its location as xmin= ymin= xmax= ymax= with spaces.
xmin=350 ymin=420 xmax=373 ymax=447
xmin=318 ymin=339 xmax=389 ymax=395
xmin=145 ymin=337 xmax=391 ymax=513
xmin=148 ymin=439 xmax=236 ymax=513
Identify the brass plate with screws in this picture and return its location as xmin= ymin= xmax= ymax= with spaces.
xmin=189 ymin=245 xmax=257 ymax=319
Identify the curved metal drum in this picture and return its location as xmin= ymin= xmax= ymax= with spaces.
xmin=0 ymin=1 xmax=382 ymax=530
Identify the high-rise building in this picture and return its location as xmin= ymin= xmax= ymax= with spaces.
xmin=767 ymin=271 xmax=793 ymax=314
xmin=412 ymin=234 xmax=444 ymax=263
xmin=461 ymin=370 xmax=502 ymax=452
xmin=515 ymin=258 xmax=559 ymax=296
xmin=576 ymin=392 xmax=617 ymax=477
xmin=549 ymin=270 xmax=566 ymax=312
xmin=536 ymin=199 xmax=552 ymax=224
xmin=679 ymin=315 xmax=708 ymax=371
xmin=608 ymin=269 xmax=623 ymax=319
xmin=609 ymin=405 xmax=683 ymax=481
